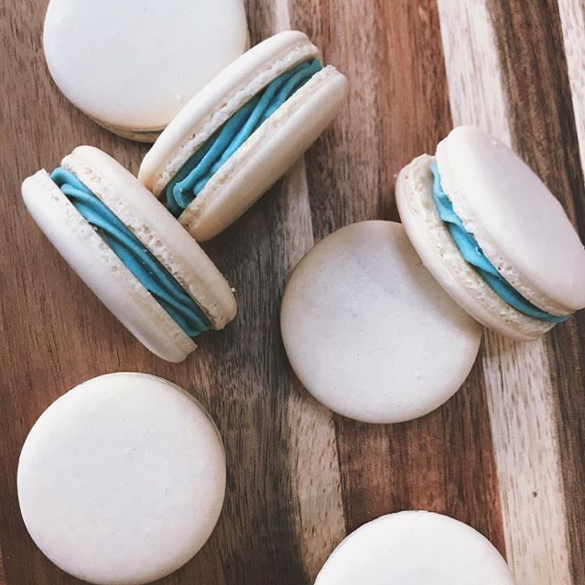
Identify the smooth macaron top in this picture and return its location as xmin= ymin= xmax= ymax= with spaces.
xmin=436 ymin=126 xmax=585 ymax=315
xmin=281 ymin=221 xmax=481 ymax=424
xmin=43 ymin=0 xmax=249 ymax=136
xmin=18 ymin=373 xmax=226 ymax=585
xmin=139 ymin=30 xmax=320 ymax=194
xmin=315 ymin=511 xmax=515 ymax=584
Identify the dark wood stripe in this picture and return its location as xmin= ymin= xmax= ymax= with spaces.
xmin=289 ymin=0 xmax=506 ymax=551
xmin=488 ymin=0 xmax=585 ymax=580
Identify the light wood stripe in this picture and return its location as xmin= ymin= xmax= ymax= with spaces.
xmin=280 ymin=159 xmax=346 ymax=581
xmin=437 ymin=1 xmax=573 ymax=583
xmin=263 ymin=1 xmax=347 ymax=579
xmin=558 ymin=0 xmax=585 ymax=178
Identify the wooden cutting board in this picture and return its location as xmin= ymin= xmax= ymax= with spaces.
xmin=1 ymin=0 xmax=584 ymax=583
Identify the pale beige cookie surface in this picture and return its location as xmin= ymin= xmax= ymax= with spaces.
xmin=43 ymin=0 xmax=249 ymax=141
xmin=18 ymin=373 xmax=226 ymax=585
xmin=281 ymin=221 xmax=481 ymax=424
xmin=316 ymin=511 xmax=515 ymax=584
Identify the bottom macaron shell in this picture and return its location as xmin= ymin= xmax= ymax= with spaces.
xmin=396 ymin=154 xmax=553 ymax=340
xmin=17 ymin=373 xmax=226 ymax=585
xmin=315 ymin=511 xmax=515 ymax=584
xmin=281 ymin=221 xmax=482 ymax=424
xmin=90 ymin=116 xmax=164 ymax=143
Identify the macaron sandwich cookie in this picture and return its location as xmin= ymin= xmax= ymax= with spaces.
xmin=43 ymin=0 xmax=249 ymax=141
xmin=315 ymin=511 xmax=515 ymax=584
xmin=139 ymin=30 xmax=348 ymax=241
xmin=22 ymin=146 xmax=236 ymax=362
xmin=18 ymin=373 xmax=227 ymax=585
xmin=396 ymin=126 xmax=585 ymax=340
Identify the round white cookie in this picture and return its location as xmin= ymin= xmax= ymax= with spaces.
xmin=22 ymin=146 xmax=237 ymax=362
xmin=43 ymin=0 xmax=249 ymax=141
xmin=315 ymin=511 xmax=515 ymax=584
xmin=139 ymin=31 xmax=348 ymax=240
xmin=18 ymin=373 xmax=226 ymax=585
xmin=396 ymin=126 xmax=585 ymax=340
xmin=281 ymin=221 xmax=481 ymax=424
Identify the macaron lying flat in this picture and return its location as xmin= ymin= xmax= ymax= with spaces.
xmin=281 ymin=221 xmax=481 ymax=424
xmin=315 ymin=511 xmax=515 ymax=584
xmin=396 ymin=126 xmax=585 ymax=340
xmin=18 ymin=373 xmax=226 ymax=585
xmin=22 ymin=146 xmax=236 ymax=362
xmin=139 ymin=30 xmax=348 ymax=240
xmin=43 ymin=0 xmax=249 ymax=141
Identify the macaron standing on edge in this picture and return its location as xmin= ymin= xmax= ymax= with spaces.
xmin=315 ymin=511 xmax=515 ymax=584
xmin=18 ymin=373 xmax=227 ymax=585
xmin=396 ymin=126 xmax=585 ymax=340
xmin=139 ymin=30 xmax=349 ymax=241
xmin=22 ymin=146 xmax=237 ymax=362
xmin=280 ymin=221 xmax=482 ymax=424
xmin=43 ymin=0 xmax=249 ymax=141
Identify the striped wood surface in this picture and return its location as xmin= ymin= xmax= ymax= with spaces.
xmin=0 ymin=0 xmax=584 ymax=583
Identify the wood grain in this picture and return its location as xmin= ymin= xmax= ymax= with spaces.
xmin=1 ymin=0 xmax=584 ymax=584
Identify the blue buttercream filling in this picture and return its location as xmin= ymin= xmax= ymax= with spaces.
xmin=165 ymin=58 xmax=323 ymax=216
xmin=51 ymin=168 xmax=211 ymax=337
xmin=430 ymin=162 xmax=568 ymax=323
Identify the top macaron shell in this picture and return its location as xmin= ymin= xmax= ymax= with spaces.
xmin=43 ymin=0 xmax=249 ymax=141
xmin=22 ymin=146 xmax=236 ymax=362
xmin=281 ymin=221 xmax=481 ymax=424
xmin=315 ymin=511 xmax=515 ymax=584
xmin=139 ymin=31 xmax=348 ymax=240
xmin=437 ymin=127 xmax=585 ymax=315
xmin=18 ymin=373 xmax=227 ymax=585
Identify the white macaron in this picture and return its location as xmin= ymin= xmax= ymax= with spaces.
xmin=139 ymin=30 xmax=348 ymax=240
xmin=280 ymin=221 xmax=481 ymax=424
xmin=22 ymin=146 xmax=236 ymax=362
xmin=18 ymin=373 xmax=226 ymax=585
xmin=316 ymin=511 xmax=515 ymax=584
xmin=43 ymin=0 xmax=249 ymax=141
xmin=396 ymin=126 xmax=585 ymax=340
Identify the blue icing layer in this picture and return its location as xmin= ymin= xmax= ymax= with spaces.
xmin=430 ymin=161 xmax=568 ymax=323
xmin=166 ymin=58 xmax=323 ymax=216
xmin=51 ymin=168 xmax=211 ymax=337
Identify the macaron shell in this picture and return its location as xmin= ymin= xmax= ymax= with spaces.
xmin=43 ymin=0 xmax=249 ymax=139
xmin=22 ymin=171 xmax=196 ymax=362
xmin=18 ymin=373 xmax=226 ymax=585
xmin=396 ymin=154 xmax=553 ymax=340
xmin=139 ymin=30 xmax=320 ymax=194
xmin=90 ymin=121 xmax=164 ymax=144
xmin=180 ymin=65 xmax=348 ymax=241
xmin=437 ymin=126 xmax=585 ymax=314
xmin=63 ymin=146 xmax=237 ymax=329
xmin=281 ymin=221 xmax=481 ymax=424
xmin=315 ymin=511 xmax=515 ymax=584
